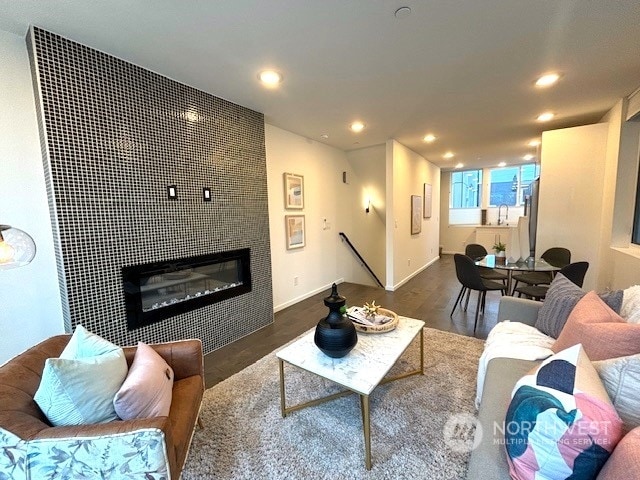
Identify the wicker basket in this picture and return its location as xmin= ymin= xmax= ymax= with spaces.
xmin=351 ymin=308 xmax=399 ymax=333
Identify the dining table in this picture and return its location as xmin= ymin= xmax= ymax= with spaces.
xmin=475 ymin=254 xmax=561 ymax=295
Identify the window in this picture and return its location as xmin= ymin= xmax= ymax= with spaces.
xmin=488 ymin=164 xmax=540 ymax=207
xmin=450 ymin=170 xmax=482 ymax=208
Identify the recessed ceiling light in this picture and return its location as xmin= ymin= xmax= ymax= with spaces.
xmin=535 ymin=73 xmax=561 ymax=87
xmin=350 ymin=121 xmax=365 ymax=133
xmin=523 ymin=154 xmax=534 ymax=161
xmin=443 ymin=151 xmax=455 ymax=159
xmin=320 ymin=134 xmax=329 ymax=139
xmin=528 ymin=139 xmax=541 ymax=147
xmin=423 ymin=134 xmax=437 ymax=143
xmin=537 ymin=112 xmax=555 ymax=122
xmin=454 ymin=163 xmax=464 ymax=169
xmin=498 ymin=161 xmax=506 ymax=167
xmin=258 ymin=70 xmax=283 ymax=87
xmin=394 ymin=6 xmax=412 ymax=19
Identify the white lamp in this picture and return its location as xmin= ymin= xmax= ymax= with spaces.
xmin=0 ymin=225 xmax=36 ymax=270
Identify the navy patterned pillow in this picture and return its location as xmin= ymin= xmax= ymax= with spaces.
xmin=505 ymin=345 xmax=623 ymax=480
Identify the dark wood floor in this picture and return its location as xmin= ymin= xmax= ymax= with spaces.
xmin=204 ymin=254 xmax=501 ymax=388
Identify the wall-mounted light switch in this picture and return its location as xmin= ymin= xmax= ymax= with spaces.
xmin=167 ymin=185 xmax=177 ymax=199
xmin=203 ymin=187 xmax=211 ymax=202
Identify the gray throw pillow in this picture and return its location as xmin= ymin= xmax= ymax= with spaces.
xmin=593 ymin=353 xmax=640 ymax=432
xmin=535 ymin=273 xmax=624 ymax=338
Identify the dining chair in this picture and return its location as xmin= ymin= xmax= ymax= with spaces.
xmin=514 ymin=261 xmax=589 ymax=300
xmin=451 ymin=254 xmax=507 ymax=333
xmin=464 ymin=243 xmax=508 ymax=285
xmin=510 ymin=247 xmax=571 ymax=293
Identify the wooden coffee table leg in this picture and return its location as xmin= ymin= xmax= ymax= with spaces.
xmin=360 ymin=394 xmax=372 ymax=470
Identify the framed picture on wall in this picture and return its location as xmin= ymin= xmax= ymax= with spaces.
xmin=283 ymin=173 xmax=304 ymax=209
xmin=285 ymin=215 xmax=306 ymax=249
xmin=423 ymin=183 xmax=432 ymax=218
xmin=411 ymin=195 xmax=422 ymax=234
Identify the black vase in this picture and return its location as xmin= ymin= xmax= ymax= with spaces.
xmin=314 ymin=283 xmax=358 ymax=358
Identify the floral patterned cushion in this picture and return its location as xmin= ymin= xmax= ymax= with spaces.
xmin=0 ymin=426 xmax=170 ymax=480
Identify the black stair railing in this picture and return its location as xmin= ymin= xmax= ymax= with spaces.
xmin=338 ymin=232 xmax=384 ymax=288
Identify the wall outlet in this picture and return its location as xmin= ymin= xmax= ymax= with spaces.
xmin=407 ymin=259 xmax=411 ymax=266
xmin=293 ymin=276 xmax=299 ymax=286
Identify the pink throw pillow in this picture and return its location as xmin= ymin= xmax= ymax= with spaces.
xmin=113 ymin=342 xmax=174 ymax=420
xmin=552 ymin=291 xmax=640 ymax=361
xmin=597 ymin=427 xmax=640 ymax=479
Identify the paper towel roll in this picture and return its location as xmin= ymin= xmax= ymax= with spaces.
xmin=504 ymin=227 xmax=518 ymax=263
xmin=517 ymin=216 xmax=530 ymax=262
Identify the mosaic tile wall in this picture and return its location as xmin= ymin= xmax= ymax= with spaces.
xmin=27 ymin=27 xmax=273 ymax=353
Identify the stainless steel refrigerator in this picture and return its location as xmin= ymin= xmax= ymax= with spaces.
xmin=524 ymin=177 xmax=540 ymax=259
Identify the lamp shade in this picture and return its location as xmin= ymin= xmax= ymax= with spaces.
xmin=0 ymin=225 xmax=36 ymax=270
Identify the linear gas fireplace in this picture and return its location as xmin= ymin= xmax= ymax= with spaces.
xmin=122 ymin=248 xmax=251 ymax=330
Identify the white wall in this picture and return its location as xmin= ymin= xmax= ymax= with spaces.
xmin=265 ymin=124 xmax=359 ymax=311
xmin=344 ymin=145 xmax=386 ymax=287
xmin=537 ymin=123 xmax=609 ymax=291
xmin=439 ymin=172 xmax=475 ymax=254
xmin=387 ymin=140 xmax=440 ymax=290
xmin=601 ymin=95 xmax=640 ymax=290
xmin=0 ymin=29 xmax=64 ymax=364
xmin=535 ymin=93 xmax=640 ymax=292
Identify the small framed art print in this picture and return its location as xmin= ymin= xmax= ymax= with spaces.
xmin=283 ymin=173 xmax=304 ymax=209
xmin=411 ymin=195 xmax=422 ymax=234
xmin=285 ymin=215 xmax=305 ymax=249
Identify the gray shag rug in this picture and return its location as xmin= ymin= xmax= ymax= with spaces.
xmin=183 ymin=327 xmax=484 ymax=480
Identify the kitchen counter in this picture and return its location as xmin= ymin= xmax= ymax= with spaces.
xmin=475 ymin=225 xmax=514 ymax=228
xmin=474 ymin=226 xmax=517 ymax=253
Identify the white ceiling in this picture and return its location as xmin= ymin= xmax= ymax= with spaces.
xmin=1 ymin=0 xmax=640 ymax=170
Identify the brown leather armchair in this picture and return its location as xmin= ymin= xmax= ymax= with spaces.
xmin=0 ymin=335 xmax=204 ymax=479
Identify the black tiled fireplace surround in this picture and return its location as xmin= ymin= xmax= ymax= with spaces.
xmin=28 ymin=27 xmax=273 ymax=353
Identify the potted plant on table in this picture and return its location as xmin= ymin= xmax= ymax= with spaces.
xmin=493 ymin=241 xmax=507 ymax=265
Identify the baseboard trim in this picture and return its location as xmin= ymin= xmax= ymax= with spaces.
xmin=385 ymin=257 xmax=439 ymax=291
xmin=273 ymin=278 xmax=345 ymax=313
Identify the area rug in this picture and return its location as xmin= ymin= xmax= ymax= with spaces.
xmin=183 ymin=327 xmax=484 ymax=479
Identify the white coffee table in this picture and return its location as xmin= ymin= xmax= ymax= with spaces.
xmin=276 ymin=317 xmax=425 ymax=470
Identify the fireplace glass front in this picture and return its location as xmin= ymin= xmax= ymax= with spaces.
xmin=122 ymin=248 xmax=251 ymax=330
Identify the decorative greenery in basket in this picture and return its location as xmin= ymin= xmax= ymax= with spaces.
xmin=347 ymin=301 xmax=399 ymax=333
xmin=362 ymin=300 xmax=380 ymax=317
